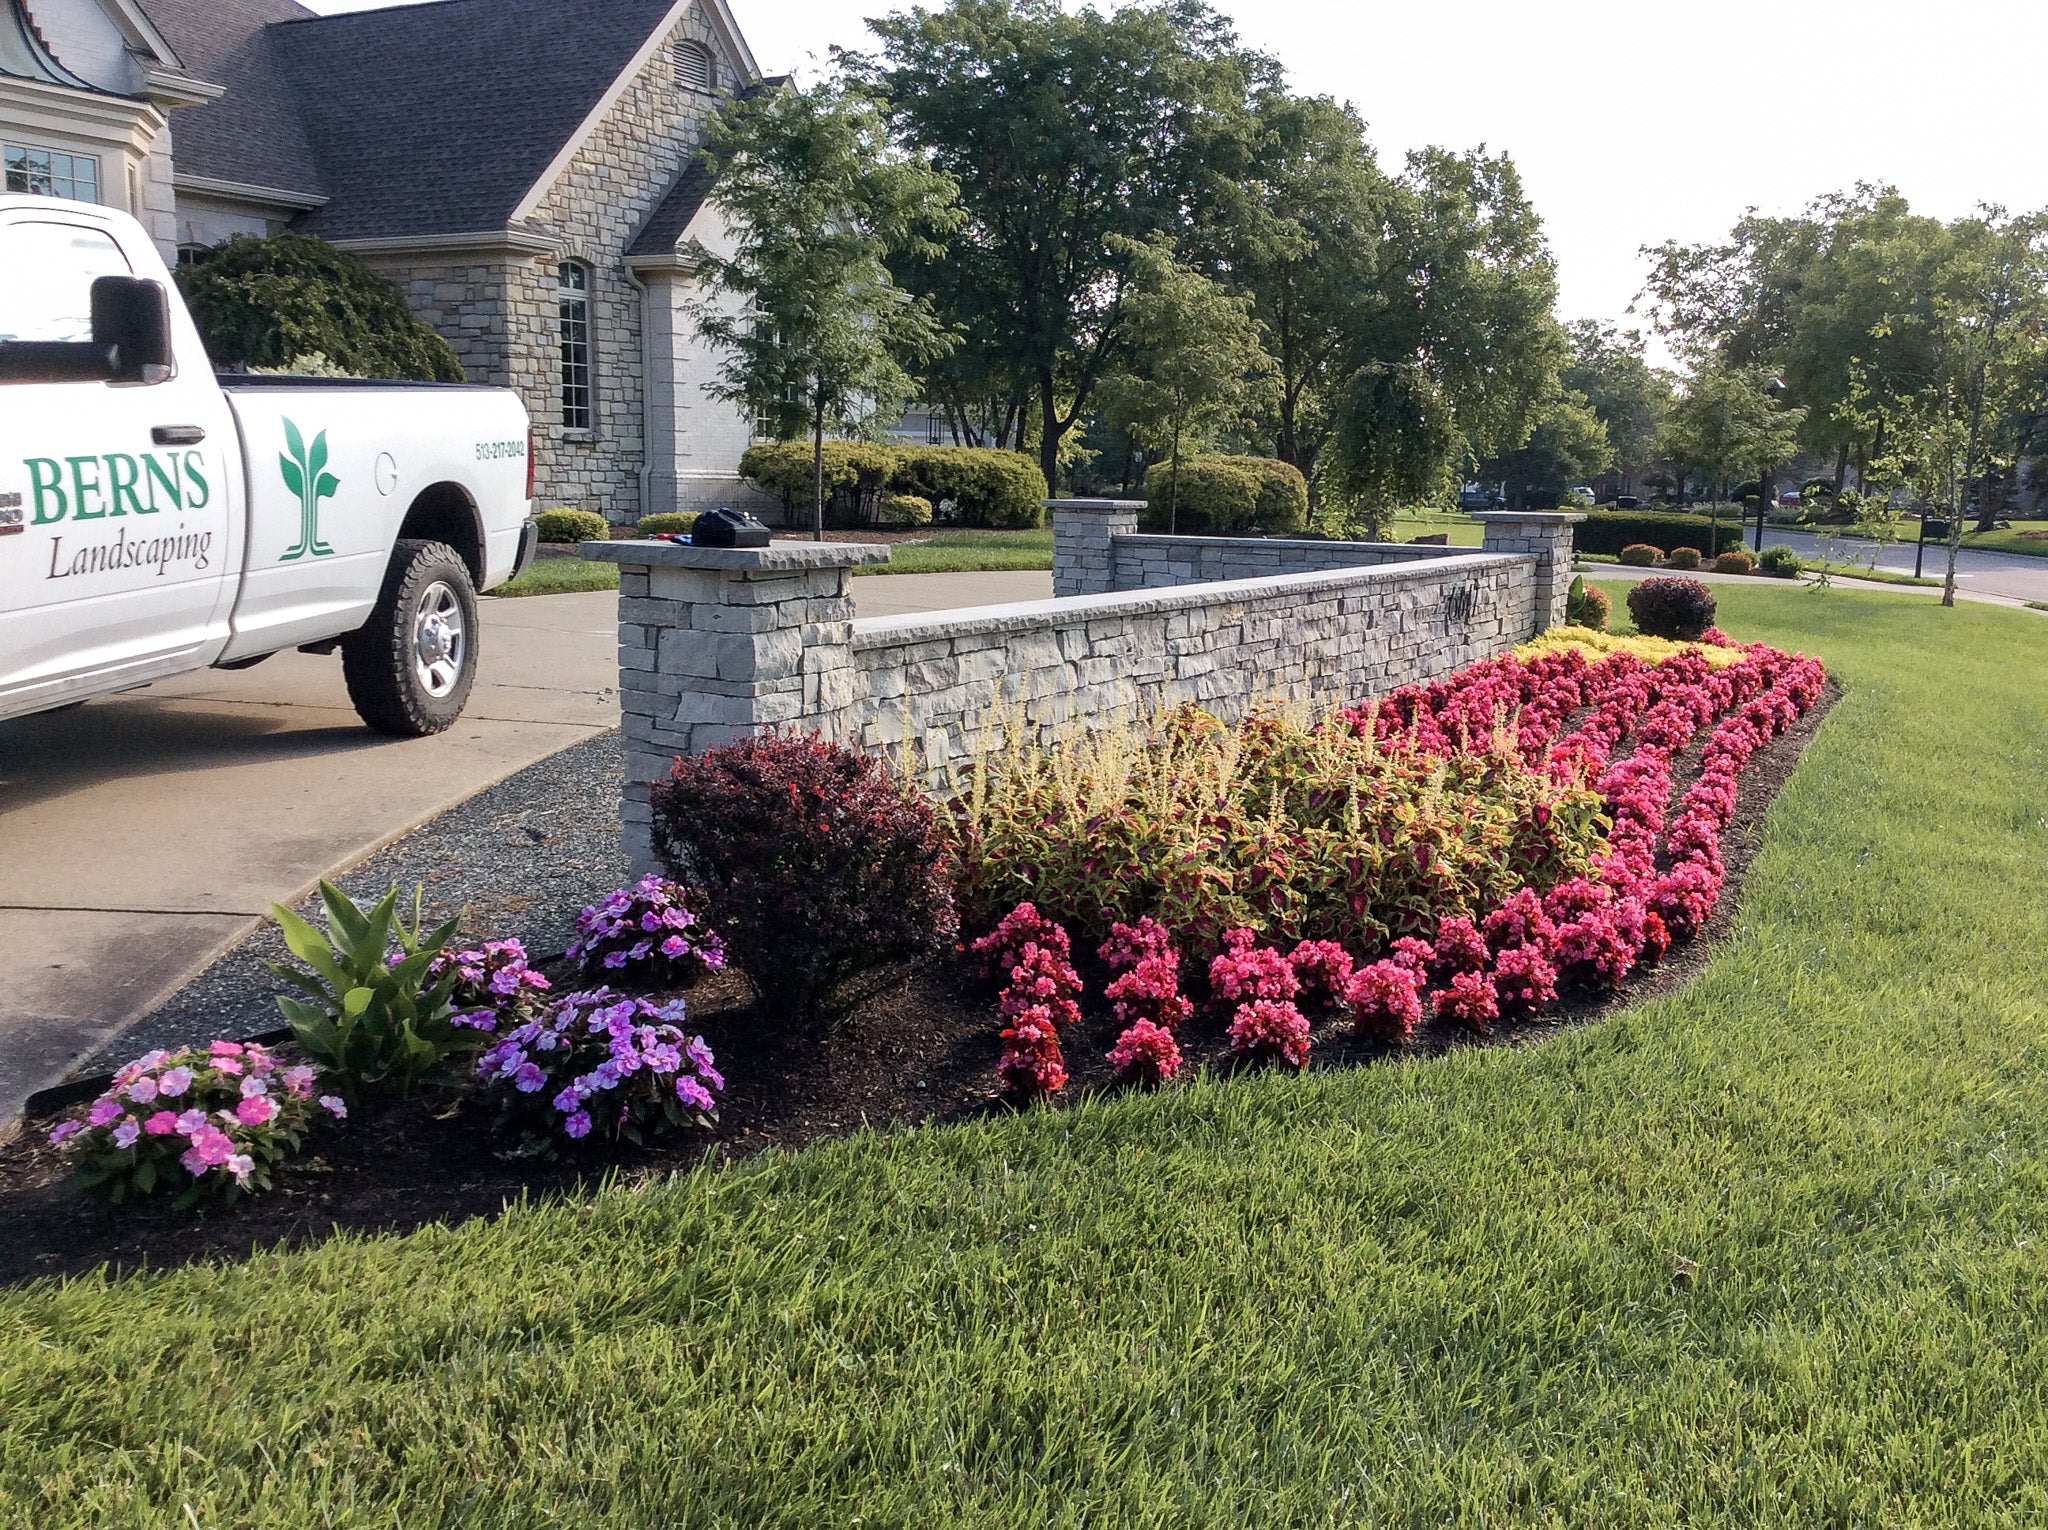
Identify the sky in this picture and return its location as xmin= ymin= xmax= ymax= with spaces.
xmin=304 ymin=0 xmax=2048 ymax=366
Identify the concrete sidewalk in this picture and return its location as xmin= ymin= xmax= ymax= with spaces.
xmin=0 ymin=571 xmax=1052 ymax=1122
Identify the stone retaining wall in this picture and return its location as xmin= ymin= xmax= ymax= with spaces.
xmin=585 ymin=510 xmax=1580 ymax=869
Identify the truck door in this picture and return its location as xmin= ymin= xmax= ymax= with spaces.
xmin=0 ymin=215 xmax=237 ymax=713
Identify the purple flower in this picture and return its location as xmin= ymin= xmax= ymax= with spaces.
xmin=87 ymin=1097 xmax=123 ymax=1128
xmin=564 ymin=1110 xmax=592 ymax=1139
xmin=240 ymin=1074 xmax=270 ymax=1098
xmin=112 ymin=1121 xmax=142 ymax=1149
xmin=660 ymin=935 xmax=689 ymax=960
xmin=127 ymin=1076 xmax=158 ymax=1104
xmin=553 ymin=1086 xmax=581 ymax=1114
xmin=675 ymin=1076 xmax=715 ymax=1112
xmin=602 ymin=951 xmax=629 ymax=970
xmin=318 ymin=1096 xmax=348 ymax=1120
xmin=157 ymin=1067 xmax=193 ymax=1098
xmin=282 ymin=1065 xmax=316 ymax=1095
xmin=46 ymin=1120 xmax=82 ymax=1147
xmin=513 ymin=1062 xmax=547 ymax=1094
xmin=174 ymin=1108 xmax=209 ymax=1135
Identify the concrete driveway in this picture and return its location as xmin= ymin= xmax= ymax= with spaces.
xmin=0 ymin=570 xmax=1052 ymax=1122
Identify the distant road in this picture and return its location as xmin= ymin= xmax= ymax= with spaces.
xmin=1724 ymin=526 xmax=2048 ymax=603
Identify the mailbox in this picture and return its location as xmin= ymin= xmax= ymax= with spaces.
xmin=689 ymin=507 xmax=773 ymax=548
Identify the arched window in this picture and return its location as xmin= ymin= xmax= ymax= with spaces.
xmin=673 ymin=40 xmax=714 ymax=93
xmin=558 ymin=261 xmax=593 ymax=432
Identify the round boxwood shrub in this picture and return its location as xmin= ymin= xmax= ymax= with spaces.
xmin=1140 ymin=455 xmax=1308 ymax=535
xmin=1626 ymin=576 xmax=1717 ymax=641
xmin=890 ymin=446 xmax=1044 ymax=529
xmin=532 ymin=509 xmax=609 ymax=544
xmin=1565 ymin=575 xmax=1610 ymax=631
xmin=649 ymin=733 xmax=958 ymax=1025
xmin=176 ymin=231 xmax=465 ymax=382
xmin=635 ymin=512 xmax=698 ymax=537
xmin=1618 ymin=543 xmax=1660 ymax=567
xmin=1759 ymin=544 xmax=1804 ymax=578
xmin=880 ymin=492 xmax=934 ymax=526
xmin=1665 ymin=546 xmax=1703 ymax=570
xmin=740 ymin=441 xmax=899 ymax=526
xmin=1714 ymin=549 xmax=1756 ymax=575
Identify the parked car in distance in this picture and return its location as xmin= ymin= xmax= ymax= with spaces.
xmin=1457 ymin=482 xmax=1501 ymax=512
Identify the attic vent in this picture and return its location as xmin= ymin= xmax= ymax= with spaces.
xmin=673 ymin=40 xmax=714 ymax=93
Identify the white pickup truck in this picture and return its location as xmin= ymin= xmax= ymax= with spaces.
xmin=0 ymin=197 xmax=538 ymax=735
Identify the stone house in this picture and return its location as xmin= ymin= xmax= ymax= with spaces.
xmin=2 ymin=0 xmax=775 ymax=519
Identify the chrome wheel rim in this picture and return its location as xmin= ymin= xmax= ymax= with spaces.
xmin=412 ymin=581 xmax=467 ymax=698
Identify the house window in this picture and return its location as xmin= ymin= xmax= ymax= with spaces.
xmin=558 ymin=261 xmax=593 ymax=432
xmin=673 ymin=40 xmax=714 ymax=93
xmin=3 ymin=143 xmax=98 ymax=204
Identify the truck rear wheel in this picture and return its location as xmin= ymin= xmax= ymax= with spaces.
xmin=342 ymin=539 xmax=479 ymax=737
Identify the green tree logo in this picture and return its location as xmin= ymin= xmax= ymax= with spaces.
xmin=279 ymin=419 xmax=339 ymax=560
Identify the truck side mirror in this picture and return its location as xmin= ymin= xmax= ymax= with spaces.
xmin=91 ymin=276 xmax=174 ymax=384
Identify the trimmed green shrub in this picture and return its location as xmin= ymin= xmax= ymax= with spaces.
xmin=1140 ymin=455 xmax=1309 ymax=535
xmin=1714 ymin=550 xmax=1756 ymax=575
xmin=879 ymin=492 xmax=934 ymax=527
xmin=740 ymin=441 xmax=899 ymax=526
xmin=1618 ymin=544 xmax=1660 ymax=567
xmin=635 ymin=512 xmax=698 ymax=537
xmin=1626 ymin=576 xmax=1717 ymax=641
xmin=1575 ymin=510 xmax=1746 ymax=558
xmin=1759 ymin=544 xmax=1804 ymax=578
xmin=176 ymin=232 xmax=465 ymax=382
xmin=1565 ymin=575 xmax=1610 ymax=631
xmin=533 ymin=509 xmax=609 ymax=544
xmin=890 ymin=446 xmax=1045 ymax=529
xmin=1665 ymin=546 xmax=1702 ymax=570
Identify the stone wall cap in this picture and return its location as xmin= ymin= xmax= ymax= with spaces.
xmin=1470 ymin=511 xmax=1587 ymax=525
xmin=851 ymin=551 xmax=1526 ymax=648
xmin=1046 ymin=498 xmax=1146 ymax=512
xmin=1113 ymin=533 xmax=1492 ymax=558
xmin=580 ymin=539 xmax=894 ymax=570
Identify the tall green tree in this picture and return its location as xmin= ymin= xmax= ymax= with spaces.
xmin=1654 ymin=362 xmax=1806 ymax=548
xmin=857 ymin=0 xmax=1269 ymax=494
xmin=1472 ymin=388 xmax=1612 ymax=509
xmin=1223 ymin=90 xmax=1392 ymax=499
xmin=1096 ymin=235 xmax=1274 ymax=528
xmin=1561 ymin=320 xmax=1672 ymax=492
xmin=690 ymin=80 xmax=959 ymax=539
xmin=1322 ymin=148 xmax=1563 ymax=533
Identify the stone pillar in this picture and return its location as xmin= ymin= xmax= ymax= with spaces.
xmin=1474 ymin=512 xmax=1584 ymax=634
xmin=580 ymin=539 xmax=890 ymax=872
xmin=1049 ymin=499 xmax=1143 ymax=597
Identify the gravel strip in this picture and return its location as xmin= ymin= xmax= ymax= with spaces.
xmin=80 ymin=731 xmax=630 ymax=1076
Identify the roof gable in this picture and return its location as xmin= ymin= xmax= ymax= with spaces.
xmin=271 ymin=0 xmax=737 ymax=244
xmin=136 ymin=0 xmax=323 ymax=199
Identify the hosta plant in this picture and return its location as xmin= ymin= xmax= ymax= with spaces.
xmin=474 ymin=988 xmax=721 ymax=1153
xmin=567 ymin=875 xmax=726 ymax=989
xmin=45 ymin=1042 xmax=332 ymax=1206
xmin=267 ymin=882 xmax=465 ymax=1102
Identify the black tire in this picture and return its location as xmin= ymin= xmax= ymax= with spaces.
xmin=342 ymin=539 xmax=479 ymax=737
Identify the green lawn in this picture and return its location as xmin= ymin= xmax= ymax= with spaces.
xmin=1961 ymin=525 xmax=2048 ymax=557
xmin=853 ymin=528 xmax=1054 ymax=576
xmin=489 ymin=552 xmax=618 ymax=597
xmin=8 ymin=586 xmax=2048 ymax=1526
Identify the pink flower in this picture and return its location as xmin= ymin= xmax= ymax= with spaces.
xmin=144 ymin=1111 xmax=179 ymax=1136
xmin=235 ymin=1094 xmax=278 ymax=1126
xmin=212 ymin=1058 xmax=243 ymax=1076
xmin=178 ymin=1126 xmax=236 ymax=1174
xmin=318 ymin=1096 xmax=348 ymax=1121
xmin=156 ymin=1067 xmax=193 ymax=1098
xmin=1434 ymin=970 xmax=1500 ymax=1034
xmin=46 ymin=1120 xmax=82 ymax=1147
xmin=1227 ymin=999 xmax=1311 ymax=1070
xmin=174 ymin=1108 xmax=209 ymax=1135
xmin=226 ymin=1154 xmax=256 ymax=1187
xmin=209 ymin=1040 xmax=245 ymax=1057
xmin=1344 ymin=960 xmax=1424 ymax=1042
xmin=127 ymin=1076 xmax=158 ymax=1104
xmin=86 ymin=1097 xmax=123 ymax=1128
xmin=1106 ymin=1020 xmax=1183 ymax=1089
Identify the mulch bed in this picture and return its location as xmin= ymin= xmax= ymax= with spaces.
xmin=0 ymin=682 xmax=1838 ymax=1286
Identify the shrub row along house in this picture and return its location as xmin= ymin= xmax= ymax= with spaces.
xmin=0 ymin=0 xmax=778 ymax=518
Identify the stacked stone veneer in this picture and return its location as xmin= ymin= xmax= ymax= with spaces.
xmin=587 ymin=509 xmax=1580 ymax=870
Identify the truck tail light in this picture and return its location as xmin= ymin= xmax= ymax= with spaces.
xmin=526 ymin=427 xmax=535 ymax=501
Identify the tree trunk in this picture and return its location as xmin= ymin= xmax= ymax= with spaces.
xmin=1037 ymin=372 xmax=1063 ymax=498
xmin=1833 ymin=442 xmax=1849 ymax=496
xmin=1167 ymin=416 xmax=1182 ymax=535
xmin=1948 ymin=368 xmax=1988 ymax=606
xmin=811 ymin=401 xmax=826 ymax=543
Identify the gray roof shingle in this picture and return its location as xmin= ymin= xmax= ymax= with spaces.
xmin=627 ymin=156 xmax=713 ymax=258
xmin=135 ymin=0 xmax=326 ymax=201
xmin=270 ymin=0 xmax=688 ymax=242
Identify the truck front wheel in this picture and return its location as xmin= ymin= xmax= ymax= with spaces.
xmin=342 ymin=539 xmax=480 ymax=737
